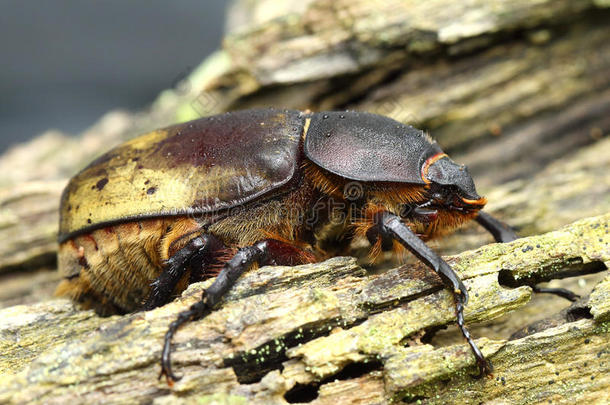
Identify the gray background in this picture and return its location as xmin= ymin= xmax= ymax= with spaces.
xmin=0 ymin=0 xmax=228 ymax=153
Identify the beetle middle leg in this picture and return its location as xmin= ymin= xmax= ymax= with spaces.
xmin=372 ymin=211 xmax=492 ymax=377
xmin=530 ymin=285 xmax=580 ymax=302
xmin=475 ymin=211 xmax=518 ymax=243
xmin=159 ymin=238 xmax=316 ymax=383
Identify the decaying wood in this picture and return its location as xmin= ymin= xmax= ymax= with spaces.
xmin=0 ymin=214 xmax=608 ymax=404
xmin=0 ymin=0 xmax=609 ymax=403
xmin=1 ymin=0 xmax=609 ymax=273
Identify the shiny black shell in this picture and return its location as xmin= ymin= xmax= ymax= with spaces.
xmin=304 ymin=111 xmax=441 ymax=184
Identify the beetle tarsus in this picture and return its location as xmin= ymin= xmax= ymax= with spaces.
xmin=455 ymin=294 xmax=493 ymax=377
xmin=475 ymin=211 xmax=518 ymax=243
xmin=160 ymin=296 xmax=211 ymax=383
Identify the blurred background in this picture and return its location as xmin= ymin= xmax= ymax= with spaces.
xmin=0 ymin=0 xmax=227 ymax=153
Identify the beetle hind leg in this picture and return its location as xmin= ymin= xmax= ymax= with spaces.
xmin=160 ymin=238 xmax=317 ymax=384
xmin=143 ymin=233 xmax=222 ymax=311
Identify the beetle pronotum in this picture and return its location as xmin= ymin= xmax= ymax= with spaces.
xmin=57 ymin=109 xmax=520 ymax=382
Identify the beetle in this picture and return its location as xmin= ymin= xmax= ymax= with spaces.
xmin=57 ymin=108 xmax=519 ymax=383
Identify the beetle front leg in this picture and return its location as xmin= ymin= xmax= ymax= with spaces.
xmin=475 ymin=211 xmax=518 ymax=243
xmin=374 ymin=211 xmax=492 ymax=377
xmin=159 ymin=239 xmax=315 ymax=384
xmin=475 ymin=212 xmax=580 ymax=302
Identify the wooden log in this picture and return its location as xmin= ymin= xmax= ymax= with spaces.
xmin=0 ymin=1 xmax=609 ymax=403
xmin=1 ymin=0 xmax=610 ymax=272
xmin=0 ymin=214 xmax=607 ymax=404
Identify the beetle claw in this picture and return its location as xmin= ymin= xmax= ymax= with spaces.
xmin=471 ymin=357 xmax=494 ymax=379
xmin=159 ymin=367 xmax=181 ymax=387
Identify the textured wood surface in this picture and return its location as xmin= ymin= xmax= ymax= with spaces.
xmin=1 ymin=0 xmax=610 ymax=273
xmin=0 ymin=0 xmax=609 ymax=403
xmin=0 ymin=214 xmax=608 ymax=404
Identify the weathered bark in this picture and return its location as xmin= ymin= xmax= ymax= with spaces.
xmin=0 ymin=0 xmax=609 ymax=403
xmin=2 ymin=0 xmax=610 ymax=273
xmin=0 ymin=213 xmax=608 ymax=404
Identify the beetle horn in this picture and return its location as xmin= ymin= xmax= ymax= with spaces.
xmin=425 ymin=155 xmax=481 ymax=201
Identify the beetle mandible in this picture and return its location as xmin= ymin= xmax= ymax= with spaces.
xmin=56 ymin=108 xmax=518 ymax=382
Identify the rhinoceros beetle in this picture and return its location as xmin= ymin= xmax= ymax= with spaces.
xmin=57 ymin=108 xmax=519 ymax=383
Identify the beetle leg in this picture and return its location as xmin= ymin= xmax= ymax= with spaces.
xmin=378 ymin=212 xmax=468 ymax=300
xmin=476 ymin=212 xmax=580 ymax=301
xmin=159 ymin=239 xmax=315 ymax=384
xmin=143 ymin=234 xmax=215 ymax=311
xmin=160 ymin=241 xmax=268 ymax=383
xmin=530 ymin=285 xmax=580 ymax=302
xmin=475 ymin=211 xmax=518 ymax=243
xmin=375 ymin=211 xmax=492 ymax=377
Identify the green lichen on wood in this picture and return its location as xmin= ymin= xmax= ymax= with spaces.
xmin=397 ymin=319 xmax=610 ymax=404
xmin=0 ymin=1 xmax=609 ymax=403
xmin=589 ymin=274 xmax=610 ymax=321
xmin=286 ymin=274 xmax=529 ymax=378
xmin=0 ymin=300 xmax=98 ymax=374
xmin=0 ymin=214 xmax=607 ymax=404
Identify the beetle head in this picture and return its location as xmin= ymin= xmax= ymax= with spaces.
xmin=422 ymin=153 xmax=486 ymax=212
